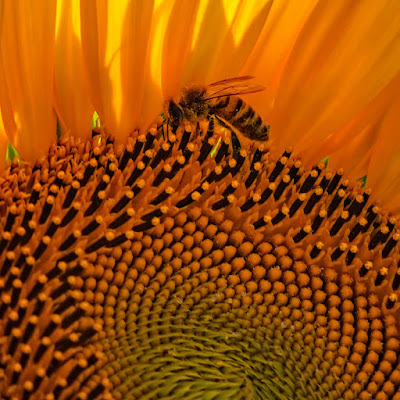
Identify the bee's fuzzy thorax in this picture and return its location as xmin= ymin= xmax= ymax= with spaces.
xmin=179 ymin=88 xmax=211 ymax=121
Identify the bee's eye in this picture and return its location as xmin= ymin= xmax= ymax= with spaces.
xmin=168 ymin=101 xmax=183 ymax=126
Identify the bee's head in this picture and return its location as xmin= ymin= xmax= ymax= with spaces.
xmin=166 ymin=100 xmax=183 ymax=128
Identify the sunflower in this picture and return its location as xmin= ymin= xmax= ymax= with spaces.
xmin=1 ymin=1 xmax=400 ymax=399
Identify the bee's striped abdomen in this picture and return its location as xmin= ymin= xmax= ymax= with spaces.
xmin=212 ymin=96 xmax=269 ymax=142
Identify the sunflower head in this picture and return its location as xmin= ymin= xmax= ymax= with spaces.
xmin=2 ymin=2 xmax=400 ymax=400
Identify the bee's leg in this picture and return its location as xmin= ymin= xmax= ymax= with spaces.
xmin=159 ymin=119 xmax=166 ymax=141
xmin=164 ymin=121 xmax=170 ymax=142
xmin=164 ymin=120 xmax=178 ymax=143
xmin=214 ymin=115 xmax=241 ymax=159
xmin=229 ymin=131 xmax=241 ymax=156
xmin=178 ymin=123 xmax=193 ymax=151
xmin=207 ymin=116 xmax=215 ymax=138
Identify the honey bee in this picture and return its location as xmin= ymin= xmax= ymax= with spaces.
xmin=165 ymin=76 xmax=269 ymax=142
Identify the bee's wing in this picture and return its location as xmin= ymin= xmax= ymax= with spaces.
xmin=204 ymin=76 xmax=265 ymax=100
xmin=208 ymin=76 xmax=255 ymax=87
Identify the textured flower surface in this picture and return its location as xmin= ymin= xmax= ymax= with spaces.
xmin=1 ymin=1 xmax=400 ymax=400
xmin=1 ymin=122 xmax=400 ymax=399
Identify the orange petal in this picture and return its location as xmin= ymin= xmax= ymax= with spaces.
xmin=0 ymin=108 xmax=8 ymax=174
xmin=307 ymin=71 xmax=400 ymax=174
xmin=267 ymin=0 xmax=400 ymax=160
xmin=162 ymin=0 xmax=272 ymax=98
xmin=242 ymin=0 xmax=317 ymax=114
xmin=0 ymin=1 xmax=57 ymax=162
xmin=80 ymin=0 xmax=163 ymax=141
xmin=162 ymin=0 xmax=201 ymax=98
xmin=54 ymin=0 xmax=94 ymax=138
xmin=0 ymin=53 xmax=17 ymax=145
xmin=324 ymin=124 xmax=376 ymax=182
xmin=367 ymin=90 xmax=400 ymax=215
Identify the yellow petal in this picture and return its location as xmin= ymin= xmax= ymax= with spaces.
xmin=80 ymin=0 xmax=163 ymax=141
xmin=54 ymin=0 xmax=94 ymax=138
xmin=209 ymin=0 xmax=273 ymax=82
xmin=162 ymin=0 xmax=272 ymax=98
xmin=0 ymin=1 xmax=57 ymax=162
xmin=267 ymin=0 xmax=400 ymax=160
